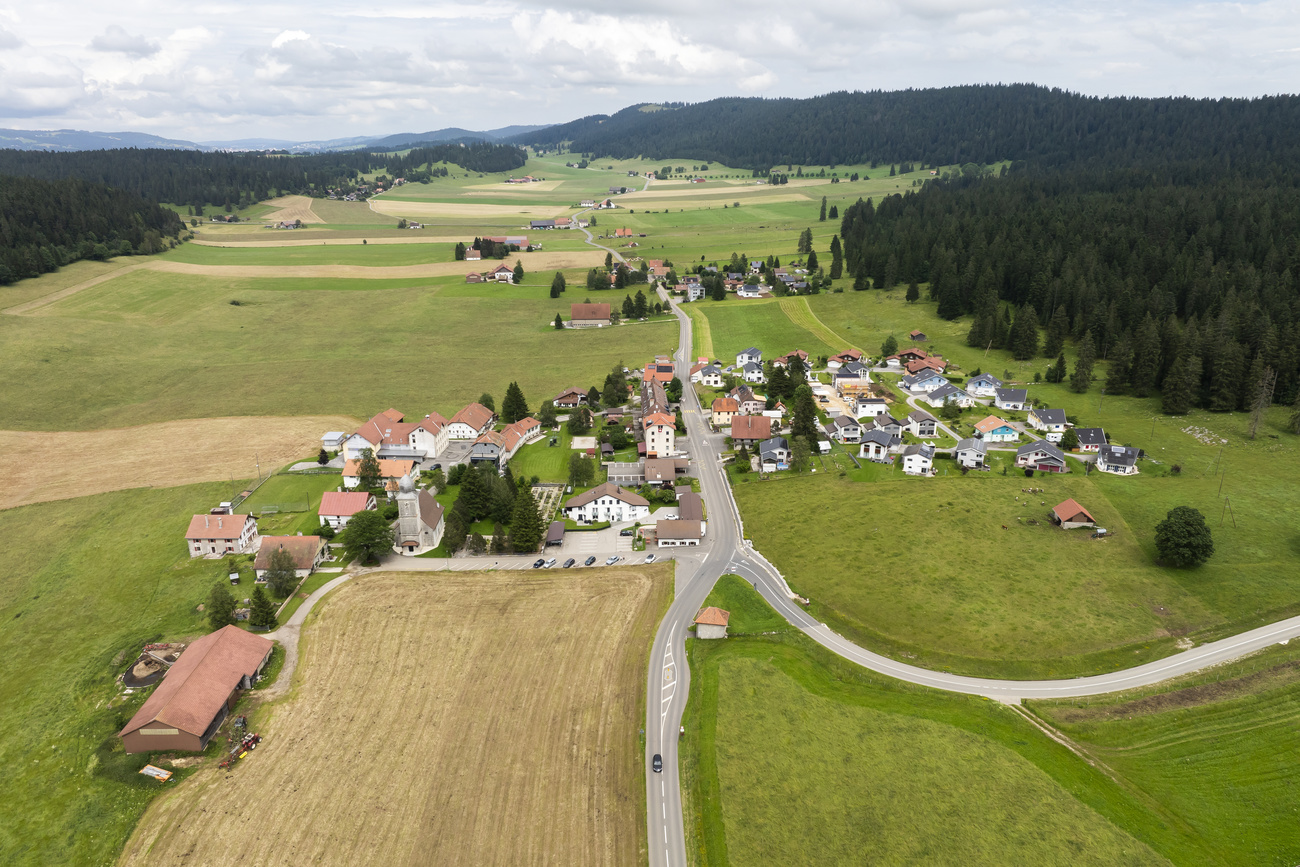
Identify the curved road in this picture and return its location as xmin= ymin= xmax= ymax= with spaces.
xmin=644 ymin=287 xmax=1300 ymax=867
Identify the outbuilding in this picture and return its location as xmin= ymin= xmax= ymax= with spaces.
xmin=693 ymin=607 xmax=730 ymax=639
xmin=1052 ymin=498 xmax=1096 ymax=530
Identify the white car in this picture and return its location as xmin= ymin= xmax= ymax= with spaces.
xmin=644 ymin=553 xmax=656 ymax=563
xmin=605 ymin=555 xmax=620 ymax=565
xmin=544 ymin=558 xmax=557 ymax=568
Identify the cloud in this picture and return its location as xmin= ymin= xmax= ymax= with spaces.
xmin=271 ymin=30 xmax=311 ymax=49
xmin=0 ymin=25 xmax=20 ymax=50
xmin=90 ymin=25 xmax=160 ymax=58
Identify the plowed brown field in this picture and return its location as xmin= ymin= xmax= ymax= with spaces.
xmin=118 ymin=568 xmax=669 ymax=866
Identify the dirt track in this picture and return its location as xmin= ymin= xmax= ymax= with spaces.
xmin=119 ymin=569 xmax=667 ymax=866
xmin=261 ymin=195 xmax=324 ymax=225
xmin=0 ymin=415 xmax=357 ymax=510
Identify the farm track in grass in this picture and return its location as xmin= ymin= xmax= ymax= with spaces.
xmin=120 ymin=568 xmax=671 ymax=867
xmin=778 ymin=296 xmax=858 ymax=351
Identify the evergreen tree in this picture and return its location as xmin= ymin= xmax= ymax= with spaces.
xmin=829 ymin=235 xmax=843 ymax=279
xmin=1106 ymin=336 xmax=1133 ymax=394
xmin=819 ymin=196 xmax=827 ymax=221
xmin=356 ymin=448 xmax=381 ymax=491
xmin=1209 ymin=339 xmax=1244 ymax=411
xmin=455 ymin=467 xmax=491 ymax=522
xmin=491 ymin=522 xmax=510 ymax=554
xmin=249 ymin=586 xmax=277 ymax=630
xmin=206 ymin=582 xmax=237 ymax=630
xmin=510 ymin=488 xmax=543 ymax=553
xmin=587 ymin=385 xmax=602 ymax=408
xmin=797 ymin=227 xmax=813 ymax=254
xmin=767 ymin=364 xmax=791 ymax=400
xmin=602 ymin=363 xmax=628 ymax=407
xmin=1070 ymin=331 xmax=1096 ymax=392
xmin=1009 ymin=304 xmax=1040 ymax=359
xmin=443 ymin=510 xmax=468 ymax=554
xmin=454 ymin=242 xmax=466 ymax=261
xmin=806 ymin=249 xmax=819 ymax=271
xmin=790 ymin=384 xmax=819 ymax=441
xmin=828 ymin=205 xmax=838 ymax=220
xmin=905 ymin=281 xmax=920 ymax=302
xmin=551 ymin=271 xmax=566 ymax=295
xmin=622 ymin=294 xmax=635 ymax=317
xmin=554 ymin=313 xmax=564 ymax=329
xmin=1290 ymin=389 xmax=1300 ymax=434
xmin=1130 ymin=314 xmax=1163 ymax=397
xmin=1047 ymin=351 xmax=1068 ymax=384
xmin=936 ymin=280 xmax=962 ymax=320
xmin=966 ymin=315 xmax=990 ymax=349
xmin=880 ymin=334 xmax=898 ymax=357
xmin=501 ymin=381 xmax=530 ymax=423
xmin=1043 ymin=306 xmax=1070 ymax=358
xmin=512 ymin=261 xmax=525 ymax=283
xmin=634 ymin=290 xmax=648 ymax=318
xmin=790 ymin=436 xmax=811 ymax=473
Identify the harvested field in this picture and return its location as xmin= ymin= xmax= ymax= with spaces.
xmin=192 ymin=234 xmax=465 ymax=248
xmin=369 ymin=199 xmax=571 ymax=218
xmin=464 ymin=179 xmax=564 ymax=192
xmin=260 ymin=195 xmax=323 ymax=225
xmin=0 ymin=415 xmax=356 ymax=510
xmin=120 ymin=568 xmax=670 ymax=866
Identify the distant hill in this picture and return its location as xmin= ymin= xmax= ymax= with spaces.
xmin=0 ymin=128 xmax=205 ymax=152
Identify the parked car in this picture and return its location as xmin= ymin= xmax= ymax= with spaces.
xmin=619 ymin=528 xmax=635 ymax=537
xmin=584 ymin=556 xmax=597 ymax=566
xmin=544 ymin=558 xmax=557 ymax=568
xmin=644 ymin=553 xmax=657 ymax=563
xmin=532 ymin=558 xmax=545 ymax=569
xmin=562 ymin=558 xmax=576 ymax=568
xmin=652 ymin=754 xmax=663 ymax=773
xmin=605 ymin=555 xmax=620 ymax=565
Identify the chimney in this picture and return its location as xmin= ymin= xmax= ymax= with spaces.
xmin=205 ymin=515 xmax=209 ymax=528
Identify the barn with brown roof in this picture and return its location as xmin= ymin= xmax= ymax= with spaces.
xmin=571 ymin=302 xmax=612 ymax=327
xmin=118 ymin=626 xmax=273 ymax=753
xmin=1052 ymin=499 xmax=1096 ymax=530
xmin=730 ymin=415 xmax=772 ymax=447
xmin=693 ymin=607 xmax=730 ymax=639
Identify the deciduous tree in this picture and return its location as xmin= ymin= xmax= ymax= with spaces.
xmin=264 ymin=546 xmax=298 ymax=598
xmin=1155 ymin=506 xmax=1214 ymax=567
xmin=343 ymin=509 xmax=393 ymax=565
xmin=356 ymin=448 xmax=381 ymax=491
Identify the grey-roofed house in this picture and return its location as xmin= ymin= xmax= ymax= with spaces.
xmin=858 ymin=429 xmax=900 ymax=462
xmin=925 ymin=383 xmax=975 ymax=408
xmin=994 ymin=388 xmax=1029 ymax=411
xmin=905 ymin=410 xmax=938 ymax=437
xmin=1075 ymin=427 xmax=1107 ymax=452
xmin=607 ymin=461 xmax=645 ymax=485
xmin=1096 ymin=444 xmax=1139 ymax=475
xmin=697 ymin=365 xmax=725 ymax=388
xmin=955 ymin=437 xmax=988 ymax=468
xmin=900 ymin=371 xmax=949 ymax=393
xmin=966 ymin=373 xmax=1004 ymax=397
xmin=824 ymin=415 xmax=862 ymax=444
xmin=1028 ymin=408 xmax=1070 ymax=441
xmin=855 ymin=398 xmax=889 ymax=419
xmin=741 ymin=361 xmax=765 ymax=383
xmin=758 ymin=436 xmax=791 ymax=470
xmin=901 ymin=443 xmax=935 ymax=475
xmin=1016 ymin=440 xmax=1068 ymax=473
xmin=867 ymin=414 xmax=903 ymax=438
xmin=736 ymin=347 xmax=762 ymax=367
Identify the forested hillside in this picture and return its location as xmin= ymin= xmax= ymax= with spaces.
xmin=839 ymin=165 xmax=1300 ymax=408
xmin=0 ymin=174 xmax=184 ymax=284
xmin=516 ymin=85 xmax=1300 ymax=171
xmin=0 ymin=142 xmax=526 ymax=209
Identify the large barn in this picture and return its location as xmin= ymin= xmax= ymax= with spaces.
xmin=118 ymin=626 xmax=273 ymax=753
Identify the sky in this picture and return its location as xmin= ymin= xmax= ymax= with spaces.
xmin=0 ymin=0 xmax=1297 ymax=142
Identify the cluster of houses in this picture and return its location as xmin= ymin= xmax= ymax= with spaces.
xmin=530 ymin=217 xmax=586 ymax=230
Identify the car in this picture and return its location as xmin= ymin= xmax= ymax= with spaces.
xmin=544 ymin=558 xmax=557 ymax=568
xmin=532 ymin=558 xmax=545 ymax=569
xmin=584 ymin=556 xmax=597 ymax=566
xmin=644 ymin=553 xmax=656 ymax=563
xmin=562 ymin=558 xmax=576 ymax=568
xmin=605 ymin=555 xmax=620 ymax=565
xmin=619 ymin=528 xmax=635 ymax=537
xmin=652 ymin=754 xmax=663 ymax=773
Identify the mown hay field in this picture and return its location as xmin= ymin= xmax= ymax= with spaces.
xmin=120 ymin=567 xmax=672 ymax=867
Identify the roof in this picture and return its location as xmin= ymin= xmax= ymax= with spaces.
xmin=902 ymin=443 xmax=935 ymax=458
xmin=563 ymin=482 xmax=650 ymax=509
xmin=759 ymin=436 xmax=790 ymax=458
xmin=829 ymin=415 xmax=860 ymax=430
xmin=712 ymin=397 xmax=739 ymax=413
xmin=1031 ymin=408 xmax=1067 ymax=425
xmin=185 ymin=513 xmax=254 ymax=540
xmin=995 ymin=388 xmax=1029 ymax=402
xmin=343 ymin=458 xmax=415 ymax=479
xmin=451 ymin=402 xmax=494 ymax=431
xmin=254 ymin=535 xmax=323 ymax=571
xmin=1099 ymin=444 xmax=1138 ymax=466
xmin=657 ymin=520 xmax=703 ymax=540
xmin=678 ymin=492 xmax=704 ymax=522
xmin=644 ymin=458 xmax=682 ymax=482
xmin=571 ymin=302 xmax=611 ymax=320
xmin=119 ymin=626 xmax=272 ymax=738
xmin=643 ymin=412 xmax=675 ymax=428
xmin=1054 ymin=498 xmax=1096 ymax=524
xmin=971 ymin=373 xmax=1004 ymax=386
xmin=318 ymin=491 xmax=373 ymax=518
xmin=974 ymin=415 xmax=1011 ymax=433
xmin=545 ymin=521 xmax=565 ymax=543
xmin=929 ymin=383 xmax=967 ymax=401
xmin=907 ymin=410 xmax=937 ymax=423
xmin=730 ymin=415 xmax=772 ymax=441
xmin=416 ymin=490 xmax=443 ymax=530
xmin=740 ymin=346 xmax=761 ymax=357
xmin=1076 ymin=427 xmax=1107 ymax=446
xmin=693 ymin=606 xmax=730 ymax=627
xmin=860 ymin=429 xmax=898 ymax=447
xmin=956 ymin=437 xmax=987 ymax=453
xmin=554 ymin=386 xmax=587 ymax=401
xmin=1017 ymin=440 xmax=1066 ymax=461
xmin=905 ymin=356 xmax=947 ymax=374
xmin=831 ymin=349 xmax=863 ymax=361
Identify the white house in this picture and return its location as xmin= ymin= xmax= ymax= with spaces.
xmin=254 ymin=535 xmax=327 ymax=580
xmin=904 ymin=410 xmax=938 ymax=438
xmin=736 ymin=347 xmax=762 ymax=367
xmin=699 ymin=365 xmax=725 ymax=388
xmin=741 ymin=362 xmax=765 ymax=384
xmin=1028 ymin=408 xmax=1069 ymax=441
xmin=858 ymin=429 xmax=899 ymax=462
xmin=901 ymin=443 xmax=935 ymax=475
xmin=954 ymin=438 xmax=987 ymax=468
xmin=446 ymin=402 xmax=496 ymax=440
xmin=562 ymin=483 xmax=651 ymax=524
xmin=966 ymin=373 xmax=1004 ymax=397
xmin=1096 ymin=444 xmax=1139 ymax=475
xmin=318 ymin=491 xmax=376 ymax=529
xmin=974 ymin=415 xmax=1019 ymax=442
xmin=758 ymin=436 xmax=791 ymax=471
xmin=1016 ymin=440 xmax=1068 ymax=473
xmin=900 ymin=371 xmax=949 ymax=394
xmin=342 ymin=458 xmax=416 ymax=490
xmin=185 ymin=513 xmax=259 ymax=558
xmin=824 ymin=415 xmax=862 ymax=444
xmin=687 ymin=284 xmax=706 ymax=302
xmin=856 ymin=398 xmax=889 ymax=419
xmin=995 ymin=388 xmax=1030 ymax=411
xmin=1075 ymin=427 xmax=1107 ymax=452
xmin=643 ymin=412 xmax=676 ymax=458
xmin=925 ymin=384 xmax=975 ymax=408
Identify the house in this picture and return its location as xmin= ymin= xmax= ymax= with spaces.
xmin=597 ymin=198 xmax=616 ymax=209
xmin=858 ymin=429 xmax=900 ymax=462
xmin=318 ymin=491 xmax=376 ymax=529
xmin=446 ymin=402 xmax=496 ymax=439
xmin=966 ymin=373 xmax=1004 ymax=397
xmin=856 ymin=398 xmax=889 ymax=419
xmin=1096 ymin=444 xmax=1139 ymax=475
xmin=900 ymin=371 xmax=949 ymax=393
xmin=643 ymin=360 xmax=675 ymax=383
xmin=693 ymin=607 xmax=730 ymax=639
xmin=185 ymin=513 xmax=259 ymax=558
xmin=118 ymin=626 xmax=273 ymax=753
xmin=463 ymin=247 xmax=483 ymax=261
xmin=954 ymin=438 xmax=988 ymax=468
xmin=553 ymin=387 xmax=588 ymax=408
xmin=1052 ymin=498 xmax=1096 ymax=529
xmin=698 ymin=365 xmax=725 ymax=388
xmin=741 ymin=362 xmax=765 ymax=384
xmin=465 ymin=271 xmax=486 ymax=283
xmin=254 ymin=535 xmax=327 ymax=580
xmin=904 ymin=356 xmax=947 ymax=375
xmin=824 ymin=415 xmax=862 ymax=444
xmin=901 ymin=443 xmax=935 ymax=475
xmin=647 ymin=259 xmax=664 ymax=275
xmin=657 ymin=519 xmax=704 ymax=547
xmin=772 ymin=349 xmax=809 ymax=370
xmin=866 ymin=414 xmax=903 ymax=439
xmin=485 ymin=263 xmax=515 ymax=283
xmin=838 ymin=360 xmax=872 ymax=380
xmin=908 ymin=329 xmax=927 ymax=342
xmin=1016 ymin=440 xmax=1068 ymax=473
xmin=730 ymin=386 xmax=766 ymax=416
xmin=974 ymin=415 xmax=1019 ymax=442
xmin=643 ymin=411 xmax=676 ymax=458
xmin=731 ymin=415 xmax=772 ymax=447
xmin=343 ymin=409 xmax=450 ymax=463
xmin=614 ymin=227 xmax=634 ymax=238
xmin=711 ymin=397 xmax=740 ymax=427
xmin=685 ymin=283 xmax=706 ymax=302
xmin=1075 ymin=427 xmax=1107 ymax=452
xmin=1028 ymin=408 xmax=1070 ymax=441
xmin=341 ymin=408 xmax=404 ymax=461
xmin=758 ymin=436 xmax=791 ymax=471
xmin=571 ymin=302 xmax=612 ymax=327
xmin=994 ymin=388 xmax=1030 ymax=411
xmin=562 ymin=483 xmax=650 ymax=524
xmin=736 ymin=285 xmax=764 ymax=299
xmin=736 ymin=347 xmax=762 ymax=367
xmin=644 ymin=457 xmax=688 ymax=484
xmin=905 ymin=410 xmax=938 ymax=438
xmin=828 ymin=349 xmax=864 ymax=369
xmin=395 ymin=476 xmax=445 ymax=553
xmin=893 ymin=347 xmax=929 ymax=363
xmin=580 ymin=199 xmax=596 ymax=208
xmin=925 ymin=383 xmax=975 ymax=408
xmin=342 ymin=457 xmax=416 ymax=490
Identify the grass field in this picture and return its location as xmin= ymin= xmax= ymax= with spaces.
xmin=0 ymin=482 xmax=254 ymax=867
xmin=681 ymin=583 xmax=1169 ymax=866
xmin=236 ymin=471 xmax=342 ymax=536
xmin=120 ymin=567 xmax=672 ymax=866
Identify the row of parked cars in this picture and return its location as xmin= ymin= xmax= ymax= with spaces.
xmin=531 ymin=553 xmax=658 ymax=568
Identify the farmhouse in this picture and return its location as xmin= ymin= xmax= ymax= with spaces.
xmin=693 ymin=607 xmax=730 ymax=639
xmin=974 ymin=415 xmax=1019 ymax=442
xmin=571 ymin=302 xmax=612 ymax=327
xmin=446 ymin=402 xmax=497 ymax=440
xmin=485 ymin=263 xmax=516 ymax=283
xmin=955 ymin=437 xmax=988 ymax=468
xmin=711 ymin=397 xmax=739 ymax=427
xmin=1096 ymin=444 xmax=1139 ymax=475
xmin=966 ymin=373 xmax=1004 ymax=397
xmin=1075 ymin=427 xmax=1107 ymax=452
xmin=318 ymin=491 xmax=375 ymax=529
xmin=185 ymin=513 xmax=259 ymax=558
xmin=553 ymin=387 xmax=588 ymax=408
xmin=1016 ymin=440 xmax=1068 ymax=473
xmin=995 ymin=388 xmax=1030 ymax=411
xmin=254 ymin=535 xmax=327 ymax=580
xmin=562 ymin=483 xmax=650 ymax=524
xmin=1052 ymin=498 xmax=1096 ymax=530
xmin=731 ymin=415 xmax=772 ymax=447
xmin=118 ymin=626 xmax=273 ymax=753
xmin=901 ymin=443 xmax=935 ymax=475
xmin=1028 ymin=408 xmax=1070 ymax=441
xmin=904 ymin=356 xmax=947 ymax=375
xmin=470 ymin=418 xmax=541 ymax=465
xmin=772 ymin=349 xmax=809 ymax=370
xmin=342 ymin=409 xmax=450 ymax=463
xmin=342 ymin=458 xmax=416 ymax=489
xmin=395 ymin=476 xmax=445 ymax=553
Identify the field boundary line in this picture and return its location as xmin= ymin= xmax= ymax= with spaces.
xmin=3 ymin=261 xmax=151 ymax=316
xmin=778 ymin=297 xmax=859 ymax=351
xmin=685 ymin=307 xmax=714 ymax=360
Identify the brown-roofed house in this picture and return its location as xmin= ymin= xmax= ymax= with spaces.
xmin=185 ymin=513 xmax=259 ymax=558
xmin=730 ymin=415 xmax=772 ymax=446
xmin=905 ymin=356 xmax=947 ymax=374
xmin=561 ymin=483 xmax=651 ymax=523
xmin=553 ymin=387 xmax=588 ymax=407
xmin=118 ymin=626 xmax=273 ymax=753
xmin=693 ymin=606 xmax=730 ymax=639
xmin=254 ymin=535 xmax=327 ymax=579
xmin=342 ymin=458 xmax=416 ymax=489
xmin=571 ymin=302 xmax=612 ymax=327
xmin=318 ymin=491 xmax=376 ymax=529
xmin=447 ymin=402 xmax=496 ymax=439
xmin=644 ymin=457 xmax=687 ymax=484
xmin=711 ymin=397 xmax=739 ymax=427
xmin=656 ymin=519 xmax=703 ymax=547
xmin=1052 ymin=499 xmax=1096 ymax=530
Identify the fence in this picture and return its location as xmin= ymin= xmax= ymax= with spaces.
xmin=247 ymin=501 xmax=310 ymax=516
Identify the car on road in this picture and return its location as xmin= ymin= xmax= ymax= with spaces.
xmin=605 ymin=555 xmax=620 ymax=565
xmin=584 ymin=556 xmax=597 ymax=566
xmin=532 ymin=558 xmax=545 ymax=569
xmin=544 ymin=557 xmax=557 ymax=568
xmin=652 ymin=754 xmax=663 ymax=773
xmin=619 ymin=528 xmax=635 ymax=537
xmin=562 ymin=558 xmax=576 ymax=568
xmin=644 ymin=553 xmax=657 ymax=563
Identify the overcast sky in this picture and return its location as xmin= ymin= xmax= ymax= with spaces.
xmin=0 ymin=0 xmax=1296 ymax=142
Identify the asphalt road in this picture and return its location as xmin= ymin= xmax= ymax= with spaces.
xmin=644 ymin=289 xmax=1300 ymax=867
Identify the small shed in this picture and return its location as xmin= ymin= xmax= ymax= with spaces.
xmin=545 ymin=521 xmax=566 ymax=547
xmin=1052 ymin=498 xmax=1096 ymax=530
xmin=694 ymin=606 xmax=730 ymax=639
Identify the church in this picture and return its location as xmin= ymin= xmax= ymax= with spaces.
xmin=394 ymin=476 xmax=446 ymax=554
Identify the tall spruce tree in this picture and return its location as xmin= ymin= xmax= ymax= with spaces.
xmin=510 ymin=488 xmax=543 ymax=553
xmin=1209 ymin=339 xmax=1244 ymax=411
xmin=1162 ymin=352 xmax=1198 ymax=414
xmin=790 ymin=384 xmax=819 ymax=441
xmin=1010 ymin=304 xmax=1040 ymax=360
xmin=1043 ymin=306 xmax=1070 ymax=358
xmin=1130 ymin=314 xmax=1163 ymax=397
xmin=1070 ymin=331 xmax=1096 ymax=393
xmin=249 ymin=586 xmax=277 ymax=630
xmin=1106 ymin=336 xmax=1134 ymax=394
xmin=819 ymin=196 xmax=827 ymax=221
xmin=501 ymin=381 xmax=530 ymax=423
xmin=829 ymin=235 xmax=843 ymax=279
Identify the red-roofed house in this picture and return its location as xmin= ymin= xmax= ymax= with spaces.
xmin=643 ymin=411 xmax=676 ymax=458
xmin=693 ymin=607 xmax=730 ymax=639
xmin=342 ymin=409 xmax=449 ymax=462
xmin=342 ymin=458 xmax=416 ymax=489
xmin=730 ymin=415 xmax=772 ymax=446
xmin=486 ymin=263 xmax=515 ymax=283
xmin=254 ymin=535 xmax=328 ymax=579
xmin=571 ymin=302 xmax=612 ymax=327
xmin=185 ymin=513 xmax=259 ymax=558
xmin=118 ymin=626 xmax=273 ymax=753
xmin=318 ymin=491 xmax=376 ymax=529
xmin=447 ymin=402 xmax=497 ymax=439
xmin=711 ymin=397 xmax=739 ymax=427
